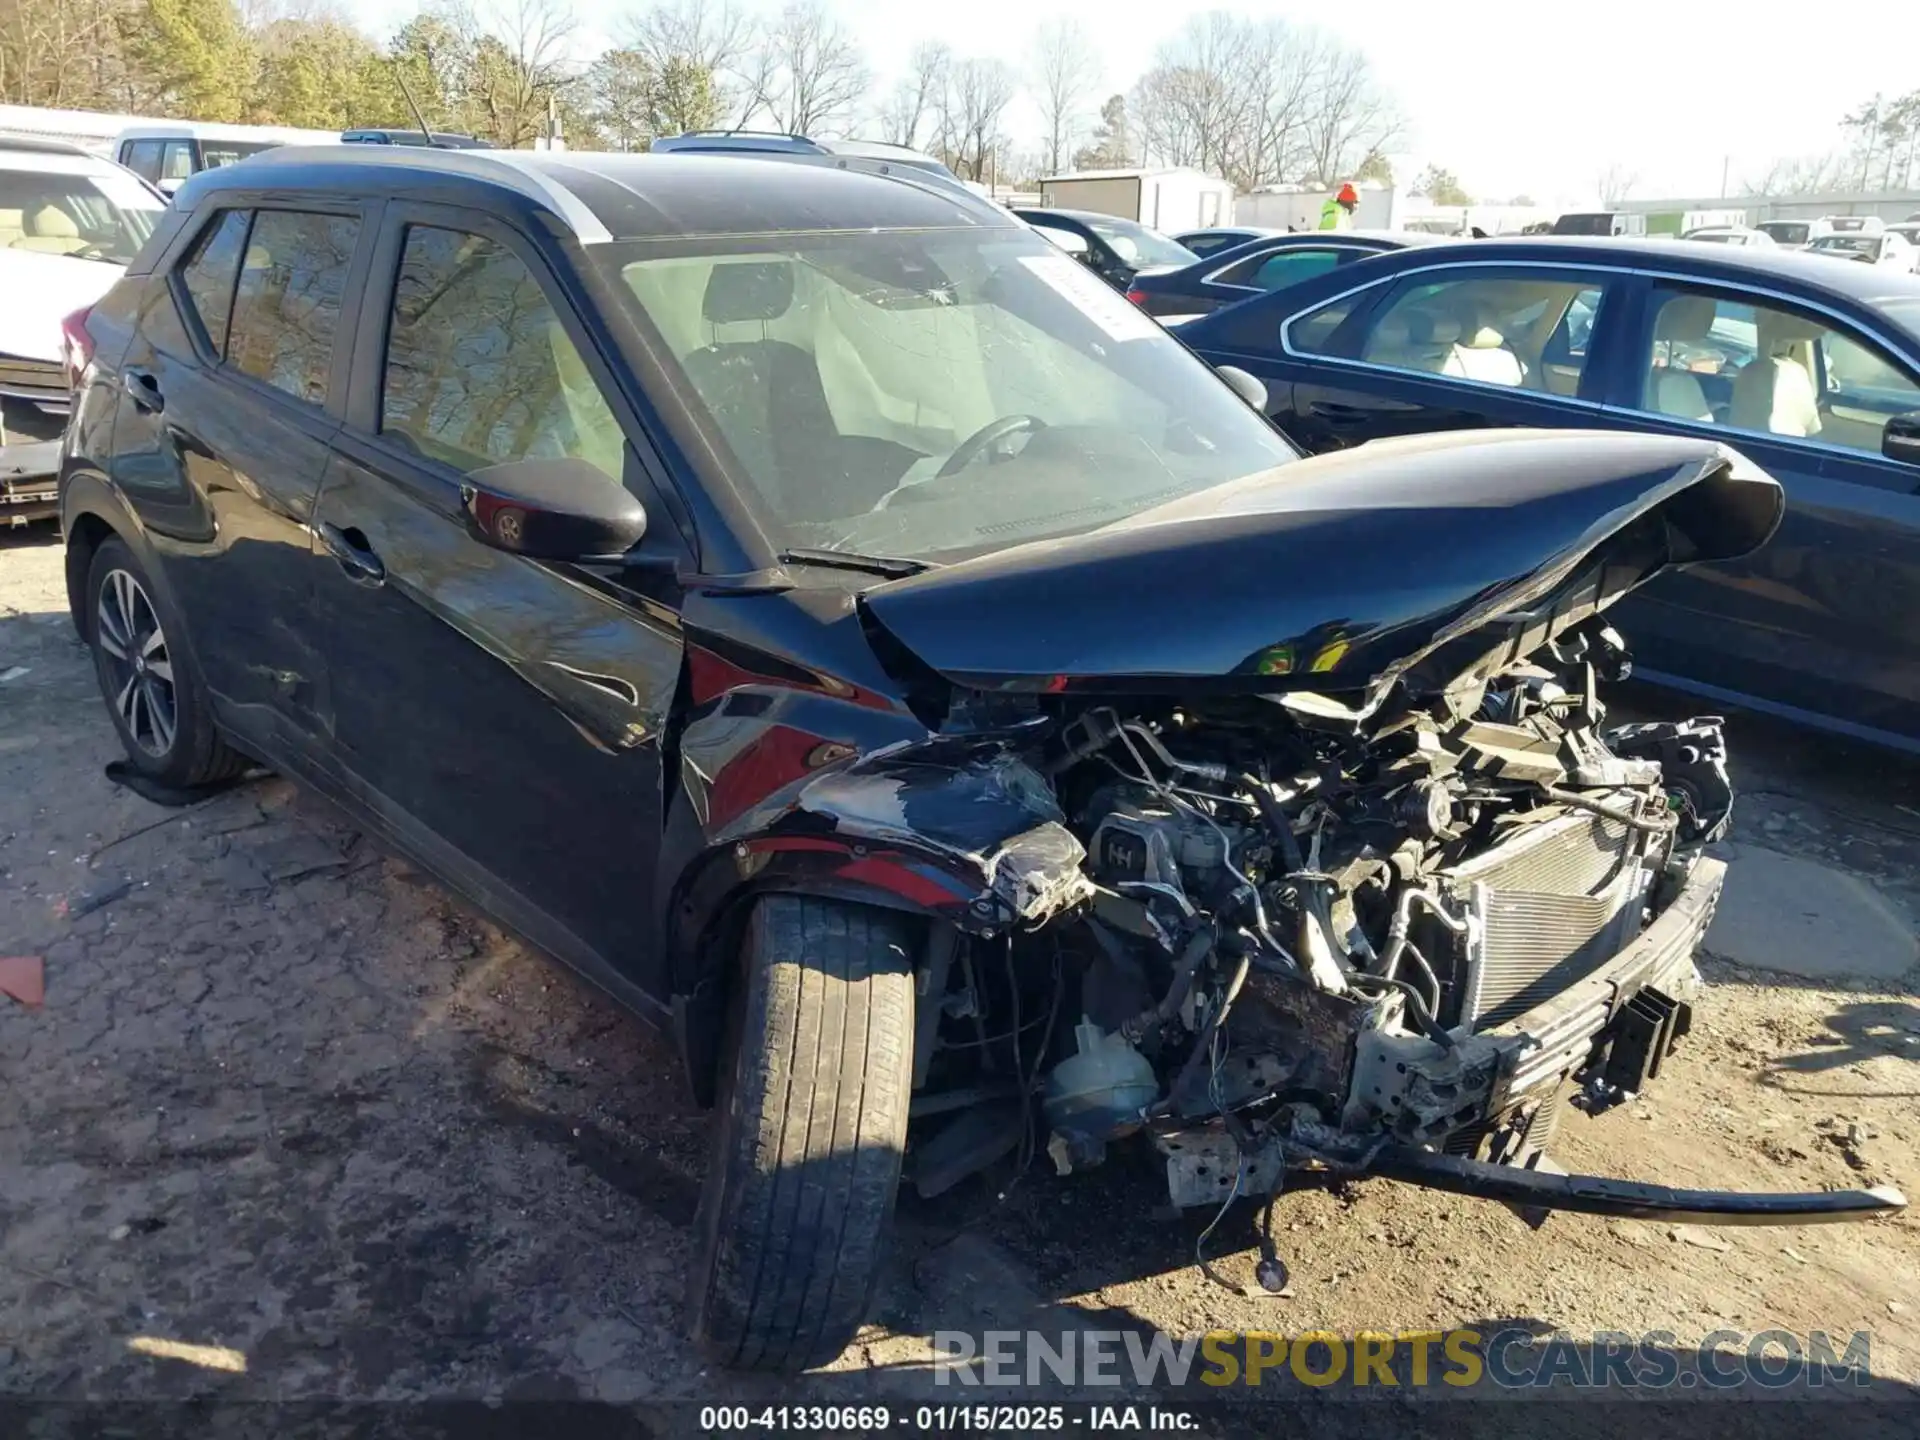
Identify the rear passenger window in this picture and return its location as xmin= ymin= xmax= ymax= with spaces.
xmin=379 ymin=226 xmax=624 ymax=480
xmin=177 ymin=210 xmax=249 ymax=353
xmin=1353 ymin=274 xmax=1600 ymax=391
xmin=224 ymin=210 xmax=358 ymax=406
xmin=1219 ymin=247 xmax=1344 ymax=293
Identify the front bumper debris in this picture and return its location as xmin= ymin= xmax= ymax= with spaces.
xmin=1 ymin=437 xmax=59 ymax=527
xmin=1346 ymin=855 xmax=1723 ymax=1152
xmin=1370 ymin=1144 xmax=1907 ymax=1226
xmin=1152 ymin=852 xmax=1905 ymax=1228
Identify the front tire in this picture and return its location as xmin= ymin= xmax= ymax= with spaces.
xmin=687 ymin=894 xmax=916 ymax=1371
xmin=86 ymin=535 xmax=247 ymax=789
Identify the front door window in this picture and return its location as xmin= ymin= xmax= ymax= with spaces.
xmin=380 ymin=225 xmax=626 ymax=482
xmin=1634 ymin=286 xmax=1920 ymax=457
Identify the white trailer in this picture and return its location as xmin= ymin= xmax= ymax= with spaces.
xmin=1237 ymin=184 xmax=1403 ymax=232
xmin=1037 ymin=168 xmax=1234 ymax=231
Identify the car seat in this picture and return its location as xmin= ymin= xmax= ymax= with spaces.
xmin=1444 ymin=301 xmax=1525 ymax=386
xmin=1362 ymin=307 xmax=1459 ymax=372
xmin=1644 ymin=296 xmax=1715 ymax=423
xmin=1731 ymin=310 xmax=1823 ymax=438
xmin=13 ymin=204 xmax=85 ymax=255
xmin=680 ymin=261 xmax=917 ymax=522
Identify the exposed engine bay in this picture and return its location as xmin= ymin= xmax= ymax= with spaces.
xmin=760 ymin=436 xmax=1901 ymax=1239
xmin=894 ymin=620 xmax=1741 ymax=1218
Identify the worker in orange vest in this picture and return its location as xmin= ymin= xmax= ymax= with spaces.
xmin=1319 ymin=182 xmax=1360 ymax=230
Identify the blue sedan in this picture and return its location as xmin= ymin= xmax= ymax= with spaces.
xmin=1179 ymin=236 xmax=1920 ymax=750
xmin=1127 ymin=230 xmax=1446 ymax=322
xmin=1168 ymin=226 xmax=1282 ymax=258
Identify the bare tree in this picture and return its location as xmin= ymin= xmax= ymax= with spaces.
xmin=1295 ymin=38 xmax=1400 ymax=187
xmin=880 ymin=39 xmax=948 ymax=151
xmin=1129 ymin=14 xmax=1397 ymax=191
xmin=1596 ymin=161 xmax=1638 ymax=207
xmin=941 ymin=55 xmax=1015 ymax=182
xmin=1739 ymin=153 xmax=1845 ymax=197
xmin=1073 ymin=93 xmax=1134 ymax=169
xmin=1031 ymin=17 xmax=1099 ymax=174
xmin=459 ymin=0 xmax=579 ymax=148
xmin=625 ymin=0 xmax=749 ymax=130
xmin=1843 ymin=96 xmax=1883 ymax=190
xmin=743 ymin=0 xmax=867 ymax=137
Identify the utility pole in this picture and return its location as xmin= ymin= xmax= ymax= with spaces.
xmin=1720 ymin=154 xmax=1729 ymax=199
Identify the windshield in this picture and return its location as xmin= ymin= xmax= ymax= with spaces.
xmin=1758 ymin=222 xmax=1811 ymax=244
xmin=1686 ymin=230 xmax=1736 ymax=243
xmin=1078 ymin=216 xmax=1196 ymax=269
xmin=0 ymin=164 xmax=162 ymax=265
xmin=1811 ymin=235 xmax=1877 ymax=257
xmin=601 ymin=228 xmax=1295 ymax=563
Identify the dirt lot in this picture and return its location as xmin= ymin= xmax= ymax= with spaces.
xmin=4 ymin=523 xmax=1919 ymax=1420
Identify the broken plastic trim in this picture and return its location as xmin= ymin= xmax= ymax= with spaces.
xmin=1368 ymin=1143 xmax=1907 ymax=1226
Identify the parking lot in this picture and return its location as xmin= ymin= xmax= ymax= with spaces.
xmin=3 ymin=522 xmax=1919 ymax=1411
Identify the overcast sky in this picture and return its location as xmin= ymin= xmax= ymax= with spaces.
xmin=348 ymin=0 xmax=1919 ymax=205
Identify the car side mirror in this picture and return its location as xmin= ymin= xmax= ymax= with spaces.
xmin=1884 ymin=412 xmax=1920 ymax=465
xmin=1215 ymin=364 xmax=1268 ymax=411
xmin=459 ymin=458 xmax=647 ymax=560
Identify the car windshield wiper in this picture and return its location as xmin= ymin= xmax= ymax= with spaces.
xmin=779 ymin=547 xmax=933 ymax=579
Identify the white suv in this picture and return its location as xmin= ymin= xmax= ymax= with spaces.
xmin=0 ymin=138 xmax=166 ymax=526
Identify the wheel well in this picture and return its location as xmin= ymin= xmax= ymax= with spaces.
xmin=64 ymin=511 xmax=115 ymax=641
xmin=677 ymin=885 xmax=937 ymax=1108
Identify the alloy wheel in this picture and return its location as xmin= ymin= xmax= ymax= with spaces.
xmin=95 ymin=568 xmax=177 ymax=758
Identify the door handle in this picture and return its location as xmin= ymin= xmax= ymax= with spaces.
xmin=122 ymin=369 xmax=163 ymax=414
xmin=318 ymin=521 xmax=385 ymax=585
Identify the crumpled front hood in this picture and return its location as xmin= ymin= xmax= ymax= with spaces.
xmin=0 ymin=247 xmax=122 ymax=362
xmin=860 ymin=430 xmax=1783 ymax=712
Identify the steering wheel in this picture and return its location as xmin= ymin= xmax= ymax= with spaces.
xmin=935 ymin=414 xmax=1046 ymax=478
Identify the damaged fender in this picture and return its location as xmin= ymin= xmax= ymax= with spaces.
xmin=663 ymin=735 xmax=1094 ymax=1105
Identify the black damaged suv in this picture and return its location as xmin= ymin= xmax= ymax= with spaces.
xmin=61 ymin=145 xmax=1893 ymax=1372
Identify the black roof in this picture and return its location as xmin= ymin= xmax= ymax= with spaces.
xmin=1013 ymin=206 xmax=1172 ymax=229
xmin=1458 ymin=235 xmax=1920 ymax=307
xmin=180 ymin=147 xmax=1014 ymax=242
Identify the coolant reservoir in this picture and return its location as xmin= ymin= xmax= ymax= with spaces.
xmin=1042 ymin=1020 xmax=1160 ymax=1141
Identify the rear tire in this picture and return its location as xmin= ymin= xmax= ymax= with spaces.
xmin=86 ymin=535 xmax=248 ymax=790
xmin=687 ymin=894 xmax=916 ymax=1372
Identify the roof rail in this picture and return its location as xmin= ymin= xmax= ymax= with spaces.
xmin=0 ymin=134 xmax=100 ymax=158
xmin=672 ymin=128 xmax=814 ymax=141
xmin=230 ymin=144 xmax=612 ymax=243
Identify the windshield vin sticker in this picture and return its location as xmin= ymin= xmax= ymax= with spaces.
xmin=1019 ymin=254 xmax=1163 ymax=343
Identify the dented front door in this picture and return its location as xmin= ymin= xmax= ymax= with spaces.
xmin=305 ymin=434 xmax=683 ymax=1002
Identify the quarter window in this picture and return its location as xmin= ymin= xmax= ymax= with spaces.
xmin=224 ymin=209 xmax=358 ymax=406
xmin=177 ymin=209 xmax=249 ymax=353
xmin=380 ymin=226 xmax=624 ymax=480
xmin=1351 ymin=274 xmax=1602 ymax=391
xmin=1636 ymin=287 xmax=1920 ymax=456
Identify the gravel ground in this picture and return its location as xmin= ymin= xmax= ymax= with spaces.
xmin=3 ymin=524 xmax=1918 ymax=1426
